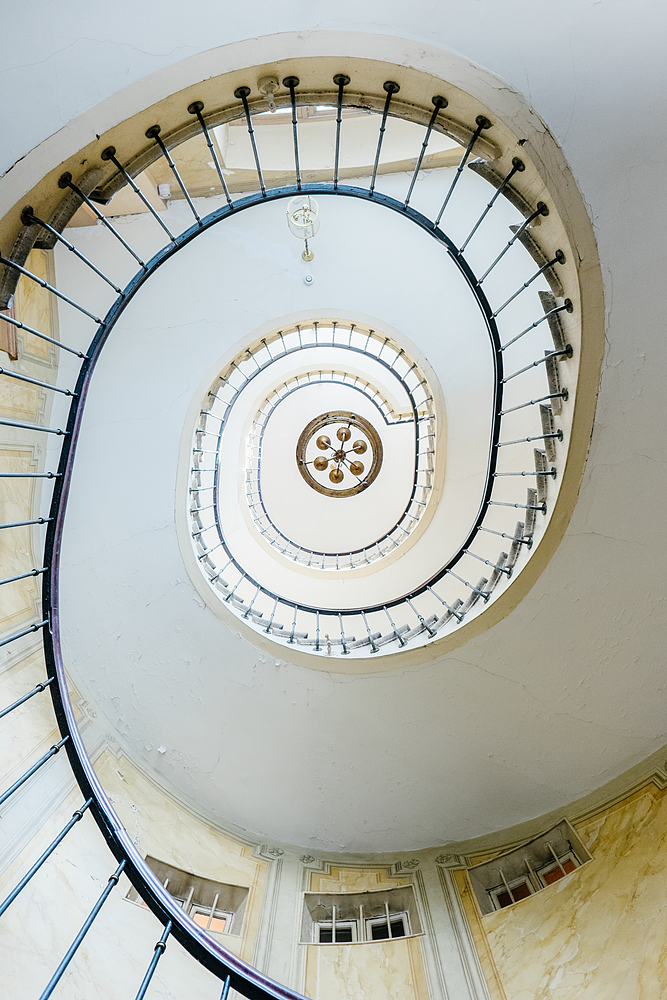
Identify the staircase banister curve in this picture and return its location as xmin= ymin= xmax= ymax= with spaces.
xmin=0 ymin=76 xmax=580 ymax=991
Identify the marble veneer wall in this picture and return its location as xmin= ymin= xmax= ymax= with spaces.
xmin=458 ymin=780 xmax=667 ymax=1000
xmin=5 ymin=253 xmax=667 ymax=999
xmin=7 ymin=694 xmax=667 ymax=1000
xmin=0 ymin=249 xmax=59 ymax=640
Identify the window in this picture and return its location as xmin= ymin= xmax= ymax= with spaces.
xmin=489 ymin=878 xmax=533 ymax=910
xmin=126 ymin=856 xmax=249 ymax=936
xmin=301 ymin=885 xmax=421 ymax=945
xmin=537 ymin=852 xmax=578 ymax=887
xmin=191 ymin=905 xmax=233 ymax=933
xmin=366 ymin=913 xmax=409 ymax=940
xmin=317 ymin=921 xmax=357 ymax=943
xmin=467 ymin=819 xmax=592 ymax=915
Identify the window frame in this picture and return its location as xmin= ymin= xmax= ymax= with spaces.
xmin=535 ymin=850 xmax=579 ymax=889
xmin=365 ymin=910 xmax=410 ymax=941
xmin=488 ymin=877 xmax=534 ymax=911
xmin=314 ymin=919 xmax=358 ymax=944
xmin=190 ymin=904 xmax=235 ymax=934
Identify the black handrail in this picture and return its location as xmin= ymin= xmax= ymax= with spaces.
xmin=0 ymin=81 xmax=570 ymax=997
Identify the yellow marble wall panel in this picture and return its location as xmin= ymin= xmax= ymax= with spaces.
xmin=0 ymin=379 xmax=43 ymax=421
xmin=13 ymin=249 xmax=55 ymax=359
xmin=305 ymin=866 xmax=426 ymax=1000
xmin=480 ymin=786 xmax=667 ymax=1000
xmin=304 ymin=936 xmax=428 ymax=1000
xmin=452 ymin=869 xmax=507 ymax=1000
xmin=0 ymin=784 xmax=224 ymax=1000
xmin=309 ymin=866 xmax=409 ymax=893
xmin=94 ymin=751 xmax=267 ymax=965
xmin=0 ymin=449 xmax=39 ymax=628
xmin=0 ymin=650 xmax=57 ymax=782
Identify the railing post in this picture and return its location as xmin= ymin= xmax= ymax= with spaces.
xmin=38 ymin=861 xmax=126 ymax=1000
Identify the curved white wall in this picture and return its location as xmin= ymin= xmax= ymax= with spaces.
xmin=4 ymin=10 xmax=667 ymax=857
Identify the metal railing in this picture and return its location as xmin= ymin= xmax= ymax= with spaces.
xmin=193 ymin=322 xmax=435 ymax=574
xmin=0 ymin=69 xmax=576 ymax=995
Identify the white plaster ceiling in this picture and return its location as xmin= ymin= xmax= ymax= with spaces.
xmin=5 ymin=6 xmax=667 ymax=852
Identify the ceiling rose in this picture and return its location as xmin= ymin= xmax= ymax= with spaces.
xmin=296 ymin=411 xmax=383 ymax=497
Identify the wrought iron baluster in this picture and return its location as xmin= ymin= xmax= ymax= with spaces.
xmin=501 ymin=346 xmax=572 ymax=383
xmin=493 ymin=469 xmax=557 ymax=479
xmin=383 ymin=606 xmax=406 ymax=646
xmin=0 ymin=311 xmax=86 ymax=357
xmin=0 ymin=799 xmax=92 ymax=918
xmin=477 ymin=202 xmax=549 ymax=284
xmin=0 ymin=618 xmax=49 ymax=647
xmin=406 ymin=597 xmax=436 ymax=636
xmin=361 ymin=610 xmax=379 ymax=652
xmin=492 ymin=251 xmax=566 ymax=317
xmin=38 ymin=861 xmax=126 ymax=1000
xmin=145 ymin=125 xmax=202 ymax=225
xmin=187 ymin=103 xmax=233 ymax=208
xmin=59 ymin=173 xmax=146 ymax=268
xmin=20 ymin=207 xmax=122 ymax=293
xmin=489 ymin=499 xmax=546 ymax=513
xmin=235 ymin=87 xmax=266 ymax=195
xmin=0 ymin=365 xmax=76 ymax=397
xmin=0 ymin=417 xmax=67 ymax=435
xmin=283 ymin=76 xmax=302 ymax=190
xmin=369 ymin=81 xmax=400 ymax=196
xmin=0 ymin=736 xmax=68 ymax=807
xmin=134 ymin=921 xmax=172 ymax=1000
xmin=0 ymin=255 xmax=102 ymax=324
xmin=101 ymin=146 xmax=177 ymax=241
xmin=464 ymin=549 xmax=512 ymax=576
xmin=426 ymin=586 xmax=464 ymax=622
xmin=435 ymin=115 xmax=492 ymax=226
xmin=480 ymin=525 xmax=532 ymax=547
xmin=501 ymin=299 xmax=573 ymax=351
xmin=338 ymin=613 xmax=349 ymax=654
xmin=0 ymin=674 xmax=52 ymax=720
xmin=500 ymin=390 xmax=568 ymax=415
xmin=0 ymin=517 xmax=52 ymax=529
xmin=333 ymin=74 xmax=350 ymax=189
xmin=498 ymin=431 xmax=563 ymax=447
xmin=448 ymin=570 xmax=490 ymax=601
xmin=0 ymin=472 xmax=58 ymax=480
xmin=404 ymin=95 xmax=447 ymax=208
xmin=459 ymin=157 xmax=524 ymax=252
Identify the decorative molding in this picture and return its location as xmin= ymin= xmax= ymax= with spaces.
xmin=435 ymin=854 xmax=469 ymax=868
xmin=252 ymin=853 xmax=284 ymax=974
xmin=391 ymin=857 xmax=421 ymax=873
xmin=437 ymin=865 xmax=495 ymax=1000
xmin=412 ymin=867 xmax=451 ymax=1000
xmin=253 ymin=844 xmax=285 ymax=861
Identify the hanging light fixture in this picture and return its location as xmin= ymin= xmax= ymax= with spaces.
xmin=286 ymin=195 xmax=320 ymax=261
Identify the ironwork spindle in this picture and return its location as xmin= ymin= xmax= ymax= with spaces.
xmin=187 ymin=103 xmax=233 ymax=208
xmin=58 ymin=173 xmax=146 ymax=268
xmin=101 ymin=146 xmax=177 ymax=241
xmin=369 ymin=81 xmax=400 ymax=196
xmin=0 ymin=799 xmax=92 ymax=918
xmin=234 ymin=87 xmax=266 ymax=195
xmin=404 ymin=95 xmax=447 ymax=208
xmin=38 ymin=861 xmax=126 ymax=1000
xmin=0 ymin=255 xmax=102 ymax=324
xmin=20 ymin=207 xmax=123 ymax=293
xmin=435 ymin=115 xmax=492 ymax=226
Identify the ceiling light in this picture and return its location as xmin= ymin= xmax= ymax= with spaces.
xmin=286 ymin=195 xmax=320 ymax=261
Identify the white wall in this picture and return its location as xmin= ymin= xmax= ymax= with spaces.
xmin=3 ymin=0 xmax=667 ymax=861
